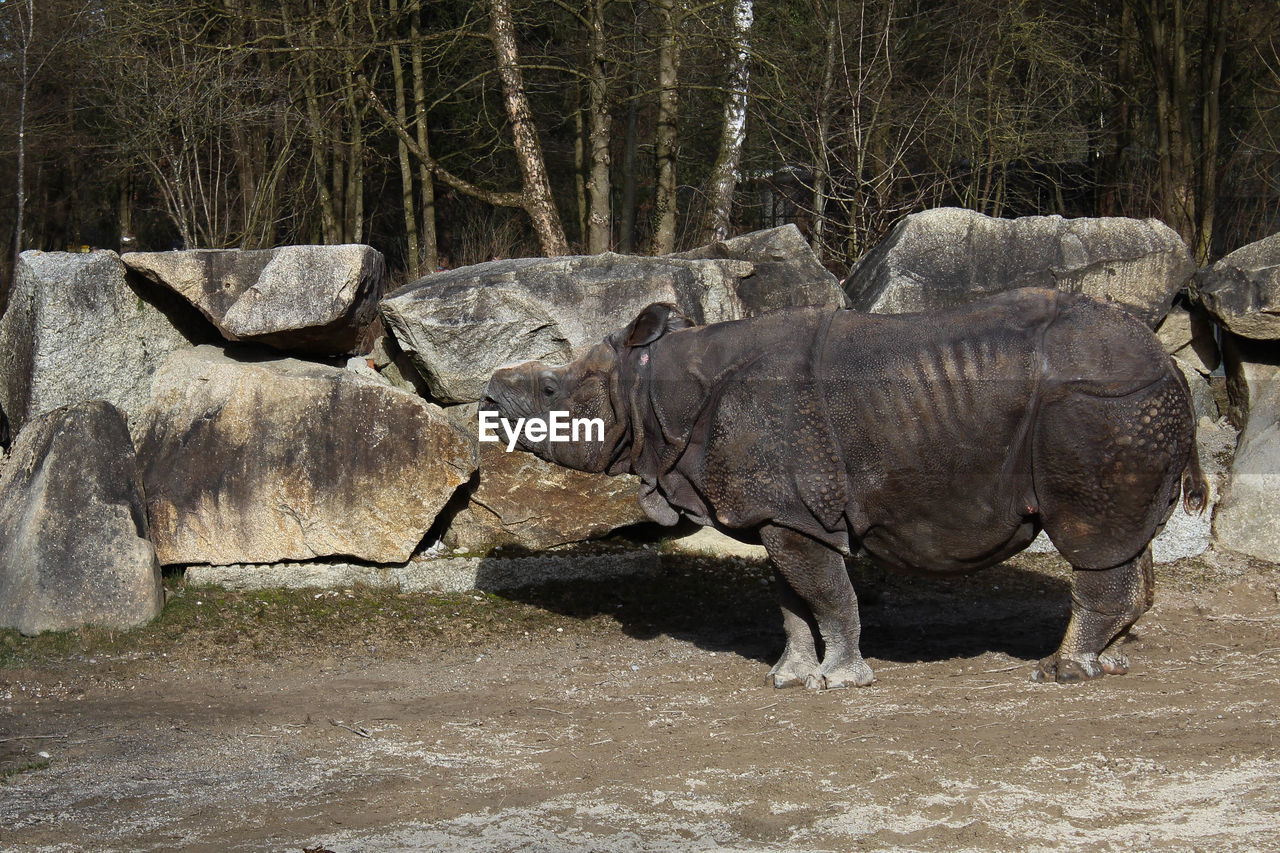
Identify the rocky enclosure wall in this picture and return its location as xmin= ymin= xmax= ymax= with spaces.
xmin=1 ymin=215 xmax=1277 ymax=635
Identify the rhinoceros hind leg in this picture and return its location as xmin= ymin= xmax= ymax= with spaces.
xmin=761 ymin=525 xmax=875 ymax=690
xmin=1032 ymin=546 xmax=1153 ymax=684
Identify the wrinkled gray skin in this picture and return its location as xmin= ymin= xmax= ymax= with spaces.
xmin=482 ymin=288 xmax=1207 ymax=689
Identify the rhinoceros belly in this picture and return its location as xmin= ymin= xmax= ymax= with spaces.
xmin=823 ymin=310 xmax=1046 ymax=572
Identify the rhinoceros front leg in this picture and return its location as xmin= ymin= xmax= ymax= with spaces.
xmin=1033 ymin=546 xmax=1154 ymax=683
xmin=765 ymin=569 xmax=822 ymax=688
xmin=760 ymin=524 xmax=875 ymax=690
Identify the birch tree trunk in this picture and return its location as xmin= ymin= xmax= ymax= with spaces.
xmin=699 ymin=0 xmax=753 ymax=245
xmin=489 ymin=0 xmax=570 ymax=256
xmin=648 ymin=0 xmax=682 ymax=255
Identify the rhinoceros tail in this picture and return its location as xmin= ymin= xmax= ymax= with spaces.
xmin=1182 ymin=441 xmax=1209 ymax=515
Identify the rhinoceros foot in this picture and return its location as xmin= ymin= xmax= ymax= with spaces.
xmin=805 ymin=659 xmax=876 ymax=691
xmin=765 ymin=649 xmax=820 ymax=689
xmin=1030 ymin=650 xmax=1131 ymax=683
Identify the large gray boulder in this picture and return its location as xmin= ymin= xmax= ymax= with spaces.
xmin=123 ymin=244 xmax=385 ymax=355
xmin=843 ymin=208 xmax=1194 ymax=326
xmin=0 ymin=250 xmax=203 ymax=438
xmin=136 ymin=346 xmax=475 ymax=566
xmin=1196 ymin=232 xmax=1280 ymax=339
xmin=1213 ymin=337 xmax=1280 ymax=562
xmin=380 ymin=242 xmax=846 ymax=405
xmin=0 ymin=400 xmax=164 ymax=636
xmin=672 ymin=224 xmax=848 ymax=315
xmin=439 ymin=406 xmax=647 ymax=553
xmin=1213 ymin=395 xmax=1280 ymax=564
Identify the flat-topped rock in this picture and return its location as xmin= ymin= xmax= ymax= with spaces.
xmin=1196 ymin=232 xmax=1280 ymax=340
xmin=380 ymin=235 xmax=847 ymax=405
xmin=843 ymin=208 xmax=1194 ymax=327
xmin=124 ymin=244 xmax=385 ymax=355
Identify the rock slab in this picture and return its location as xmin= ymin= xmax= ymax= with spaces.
xmin=672 ymin=224 xmax=848 ymax=315
xmin=1196 ymin=232 xmax=1280 ymax=340
xmin=124 ymin=245 xmax=385 ymax=354
xmin=0 ymin=400 xmax=164 ymax=635
xmin=440 ymin=406 xmax=648 ymax=552
xmin=136 ymin=346 xmax=475 ymax=566
xmin=0 ymin=250 xmax=199 ymax=437
xmin=380 ymin=234 xmax=846 ymax=405
xmin=1213 ymin=341 xmax=1280 ymax=563
xmin=843 ymin=208 xmax=1194 ymax=326
xmin=381 ymin=253 xmax=752 ymax=404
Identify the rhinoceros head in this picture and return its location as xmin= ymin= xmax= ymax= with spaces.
xmin=480 ymin=303 xmax=692 ymax=474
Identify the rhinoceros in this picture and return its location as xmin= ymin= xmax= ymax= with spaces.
xmin=481 ymin=288 xmax=1207 ymax=689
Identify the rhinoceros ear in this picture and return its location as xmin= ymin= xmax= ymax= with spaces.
xmin=622 ymin=303 xmax=693 ymax=347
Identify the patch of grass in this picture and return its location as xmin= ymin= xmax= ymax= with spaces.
xmin=0 ymin=756 xmax=51 ymax=783
xmin=0 ymin=572 xmax=581 ymax=670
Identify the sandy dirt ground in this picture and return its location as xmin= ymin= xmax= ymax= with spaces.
xmin=2 ymin=548 xmax=1279 ymax=852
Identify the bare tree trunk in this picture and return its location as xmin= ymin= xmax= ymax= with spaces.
xmin=811 ymin=12 xmax=838 ymax=263
xmin=649 ymin=0 xmax=681 ymax=255
xmin=118 ymin=171 xmax=134 ymax=249
xmin=575 ymin=103 xmax=589 ymax=245
xmin=1143 ymin=0 xmax=1196 ymax=247
xmin=284 ymin=2 xmax=333 ymax=243
xmin=343 ymin=81 xmax=365 ymax=241
xmin=1196 ymin=0 xmax=1229 ymax=264
xmin=390 ymin=0 xmax=419 ymax=278
xmin=297 ymin=9 xmax=339 ymax=245
xmin=1099 ymin=2 xmax=1135 ymax=217
xmin=489 ymin=0 xmax=570 ymax=256
xmin=410 ymin=0 xmax=438 ymax=271
xmin=585 ymin=0 xmax=614 ymax=253
xmin=618 ymin=50 xmax=642 ymax=253
xmin=699 ymin=0 xmax=753 ymax=245
xmin=13 ymin=0 xmax=34 ymax=264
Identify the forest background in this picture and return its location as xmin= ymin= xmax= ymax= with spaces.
xmin=2 ymin=0 xmax=1278 ymax=303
